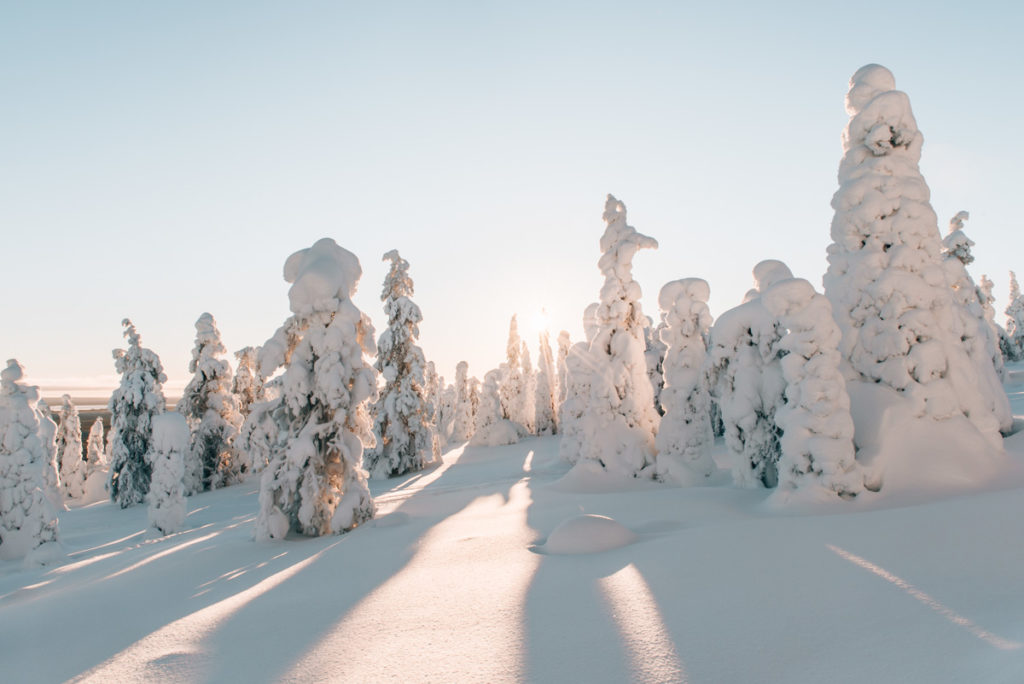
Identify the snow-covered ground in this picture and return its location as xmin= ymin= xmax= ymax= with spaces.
xmin=5 ymin=403 xmax=1024 ymax=682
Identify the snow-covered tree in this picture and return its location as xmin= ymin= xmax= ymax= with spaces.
xmin=645 ymin=316 xmax=668 ymax=417
xmin=575 ymin=195 xmax=660 ymax=477
xmin=706 ymin=262 xmax=788 ymax=488
xmin=499 ymin=315 xmax=527 ymax=429
xmin=365 ymin=250 xmax=438 ymax=479
xmin=108 ymin=319 xmax=167 ymax=508
xmin=978 ymin=274 xmax=1009 ymax=372
xmin=535 ymin=330 xmax=558 ymax=435
xmin=35 ymin=400 xmax=61 ymax=509
xmin=519 ymin=342 xmax=536 ymax=435
xmin=1005 ymin=271 xmax=1024 ymax=362
xmin=559 ymin=306 xmax=599 ymax=465
xmin=940 ymin=212 xmax=1011 ymax=425
xmin=468 ymin=376 xmax=481 ymax=427
xmin=451 ymin=361 xmax=475 ymax=443
xmin=437 ymin=382 xmax=456 ymax=446
xmin=179 ymin=313 xmax=243 ymax=493
xmin=82 ymin=418 xmax=107 ymax=500
xmin=56 ymin=395 xmax=85 ymax=499
xmin=823 ymin=64 xmax=1003 ymax=449
xmin=556 ymin=330 xmax=571 ymax=407
xmin=424 ymin=361 xmax=442 ymax=434
xmin=0 ymin=360 xmax=60 ymax=561
xmin=761 ymin=278 xmax=863 ymax=499
xmin=469 ymin=369 xmax=519 ymax=446
xmin=254 ymin=238 xmax=377 ymax=540
xmin=654 ymin=279 xmax=715 ymax=484
xmin=232 ymin=346 xmax=264 ymax=418
xmin=147 ymin=413 xmax=189 ymax=536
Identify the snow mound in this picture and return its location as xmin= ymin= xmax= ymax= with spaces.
xmin=848 ymin=381 xmax=1010 ymax=498
xmin=549 ymin=459 xmax=663 ymax=494
xmin=541 ymin=514 xmax=637 ymax=555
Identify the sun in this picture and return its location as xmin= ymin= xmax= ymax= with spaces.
xmin=529 ymin=308 xmax=550 ymax=336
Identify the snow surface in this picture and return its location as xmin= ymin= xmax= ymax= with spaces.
xmin=4 ymin=403 xmax=1024 ymax=681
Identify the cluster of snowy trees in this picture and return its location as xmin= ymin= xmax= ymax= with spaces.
xmin=5 ymin=63 xmax=1024 ymax=559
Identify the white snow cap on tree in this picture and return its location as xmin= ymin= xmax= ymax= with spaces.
xmin=556 ymin=330 xmax=571 ymax=406
xmin=469 ymin=369 xmax=519 ymax=447
xmin=148 ymin=413 xmax=189 ymax=536
xmin=179 ymin=312 xmax=243 ymax=493
xmin=451 ymin=361 xmax=475 ymax=443
xmin=108 ymin=319 xmax=167 ymax=508
xmin=254 ymin=238 xmax=377 ymax=541
xmin=707 ymin=262 xmax=787 ymax=488
xmin=365 ymin=249 xmax=439 ymax=479
xmin=0 ymin=360 xmax=60 ymax=561
xmin=823 ymin=64 xmax=1003 ymax=449
xmin=939 ymin=213 xmax=1011 ymax=428
xmin=575 ymin=195 xmax=660 ymax=478
xmin=56 ymin=395 xmax=86 ymax=500
xmin=761 ymin=279 xmax=863 ymax=500
xmin=519 ymin=342 xmax=537 ymax=436
xmin=654 ymin=278 xmax=716 ymax=484
xmin=535 ymin=330 xmax=558 ymax=436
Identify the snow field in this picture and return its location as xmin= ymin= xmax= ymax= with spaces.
xmin=3 ymin=433 xmax=1024 ymax=683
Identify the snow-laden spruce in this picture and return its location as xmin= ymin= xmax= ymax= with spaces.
xmin=56 ymin=395 xmax=86 ymax=499
xmin=179 ymin=313 xmax=243 ymax=493
xmin=423 ymin=361 xmax=443 ymax=442
xmin=451 ymin=361 xmax=475 ymax=443
xmin=365 ymin=250 xmax=438 ymax=479
xmin=108 ymin=320 xmax=167 ymax=508
xmin=574 ymin=195 xmax=660 ymax=478
xmin=940 ymin=212 xmax=1011 ymax=423
xmin=499 ymin=315 xmax=528 ymax=431
xmin=82 ymin=417 xmax=107 ymax=501
xmin=978 ymin=274 xmax=1009 ymax=370
xmin=761 ymin=279 xmax=863 ymax=500
xmin=535 ymin=329 xmax=558 ymax=435
xmin=254 ymin=238 xmax=377 ymax=540
xmin=232 ymin=346 xmax=264 ymax=418
xmin=0 ymin=360 xmax=60 ymax=561
xmin=1005 ymin=271 xmax=1024 ymax=362
xmin=147 ymin=413 xmax=189 ymax=536
xmin=556 ymin=330 xmax=571 ymax=407
xmin=645 ymin=316 xmax=667 ymax=416
xmin=34 ymin=399 xmax=62 ymax=510
xmin=519 ymin=342 xmax=537 ymax=435
xmin=469 ymin=369 xmax=519 ymax=447
xmin=437 ymin=382 xmax=456 ymax=446
xmin=823 ymin=64 xmax=1004 ymax=449
xmin=706 ymin=262 xmax=788 ymax=488
xmin=559 ymin=307 xmax=598 ymax=465
xmin=654 ymin=279 xmax=715 ymax=484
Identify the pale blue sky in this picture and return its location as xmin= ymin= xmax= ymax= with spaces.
xmin=3 ymin=1 xmax=1022 ymax=395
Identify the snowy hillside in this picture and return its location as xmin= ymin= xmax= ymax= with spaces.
xmin=4 ymin=405 xmax=1024 ymax=682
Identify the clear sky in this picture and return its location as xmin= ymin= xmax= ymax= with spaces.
xmin=3 ymin=1 xmax=1022 ymax=397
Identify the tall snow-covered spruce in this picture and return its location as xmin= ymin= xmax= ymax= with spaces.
xmin=572 ymin=195 xmax=660 ymax=477
xmin=1004 ymin=271 xmax=1024 ymax=362
xmin=365 ymin=250 xmax=438 ymax=479
xmin=147 ymin=413 xmax=189 ymax=536
xmin=232 ymin=346 xmax=264 ymax=418
xmin=0 ymin=360 xmax=60 ymax=561
xmin=654 ymin=279 xmax=715 ymax=484
xmin=823 ymin=64 xmax=1004 ymax=450
xmin=499 ymin=315 xmax=528 ymax=430
xmin=940 ymin=212 xmax=1011 ymax=424
xmin=108 ymin=320 xmax=167 ymax=508
xmin=450 ymin=361 xmax=475 ymax=443
xmin=178 ymin=312 xmax=243 ymax=493
xmin=56 ymin=395 xmax=85 ymax=499
xmin=706 ymin=262 xmax=788 ymax=488
xmin=254 ymin=238 xmax=377 ymax=540
xmin=761 ymin=279 xmax=862 ymax=500
xmin=535 ymin=329 xmax=558 ymax=435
